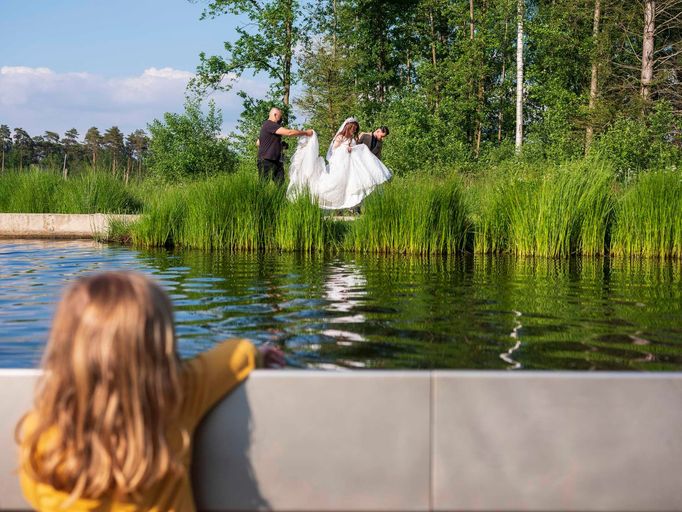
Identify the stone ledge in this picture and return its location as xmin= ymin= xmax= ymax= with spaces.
xmin=0 ymin=213 xmax=139 ymax=239
xmin=2 ymin=370 xmax=681 ymax=511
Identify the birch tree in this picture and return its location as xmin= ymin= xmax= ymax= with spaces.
xmin=641 ymin=0 xmax=656 ymax=102
xmin=515 ymin=0 xmax=524 ymax=154
xmin=585 ymin=0 xmax=601 ymax=151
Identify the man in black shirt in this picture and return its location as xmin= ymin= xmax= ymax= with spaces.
xmin=357 ymin=126 xmax=389 ymax=160
xmin=257 ymin=107 xmax=312 ymax=184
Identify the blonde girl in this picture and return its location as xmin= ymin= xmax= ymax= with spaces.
xmin=16 ymin=271 xmax=283 ymax=511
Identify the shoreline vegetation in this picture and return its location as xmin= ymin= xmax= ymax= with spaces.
xmin=0 ymin=162 xmax=680 ymax=259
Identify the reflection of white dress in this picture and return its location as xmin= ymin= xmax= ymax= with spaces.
xmin=287 ymin=131 xmax=392 ymax=210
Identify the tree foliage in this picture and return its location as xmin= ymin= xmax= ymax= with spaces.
xmin=146 ymin=99 xmax=236 ymax=180
xmin=208 ymin=0 xmax=681 ymax=176
xmin=189 ymin=0 xmax=301 ymax=108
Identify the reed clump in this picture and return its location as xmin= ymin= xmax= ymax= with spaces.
xmin=611 ymin=170 xmax=682 ymax=258
xmin=470 ymin=162 xmax=614 ymax=257
xmin=470 ymin=176 xmax=509 ymax=254
xmin=130 ymin=172 xmax=336 ymax=252
xmin=275 ymin=190 xmax=333 ymax=252
xmin=345 ymin=175 xmax=471 ymax=254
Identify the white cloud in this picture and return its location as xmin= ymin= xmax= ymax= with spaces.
xmin=0 ymin=66 xmax=269 ymax=138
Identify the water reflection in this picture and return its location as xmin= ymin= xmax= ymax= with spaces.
xmin=1 ymin=240 xmax=681 ymax=371
xmin=500 ymin=310 xmax=523 ymax=369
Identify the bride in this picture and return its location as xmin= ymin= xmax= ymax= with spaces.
xmin=287 ymin=117 xmax=392 ymax=210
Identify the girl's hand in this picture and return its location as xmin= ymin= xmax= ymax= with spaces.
xmin=258 ymin=343 xmax=286 ymax=369
xmin=347 ymin=146 xmax=352 ymax=153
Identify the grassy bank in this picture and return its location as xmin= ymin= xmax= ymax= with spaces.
xmin=344 ymin=176 xmax=470 ymax=255
xmin=1 ymin=164 xmax=680 ymax=258
xmin=470 ymin=162 xmax=615 ymax=258
xmin=0 ymin=169 xmax=142 ymax=214
xmin=130 ymin=172 xmax=336 ymax=252
xmin=610 ymin=170 xmax=682 ymax=258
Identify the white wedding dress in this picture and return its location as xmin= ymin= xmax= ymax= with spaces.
xmin=287 ymin=119 xmax=392 ymax=210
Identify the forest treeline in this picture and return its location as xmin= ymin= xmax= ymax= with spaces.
xmin=193 ymin=0 xmax=681 ymax=177
xmin=2 ymin=0 xmax=681 ymax=182
xmin=0 ymin=124 xmax=150 ymax=181
xmin=0 ymin=101 xmax=235 ymax=181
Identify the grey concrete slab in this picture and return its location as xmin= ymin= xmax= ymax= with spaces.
xmin=193 ymin=371 xmax=431 ymax=511
xmin=4 ymin=370 xmax=682 ymax=511
xmin=0 ymin=370 xmax=39 ymax=511
xmin=0 ymin=213 xmax=138 ymax=238
xmin=432 ymin=372 xmax=682 ymax=512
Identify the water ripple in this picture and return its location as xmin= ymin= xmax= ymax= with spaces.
xmin=1 ymin=241 xmax=681 ymax=371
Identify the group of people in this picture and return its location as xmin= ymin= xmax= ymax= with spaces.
xmin=257 ymin=107 xmax=392 ymax=210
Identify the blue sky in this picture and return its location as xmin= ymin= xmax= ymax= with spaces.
xmin=0 ymin=0 xmax=272 ymax=137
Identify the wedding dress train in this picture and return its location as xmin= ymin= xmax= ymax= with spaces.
xmin=287 ymin=122 xmax=392 ymax=210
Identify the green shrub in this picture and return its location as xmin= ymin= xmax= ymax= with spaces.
xmin=147 ymin=99 xmax=237 ymax=181
xmin=592 ymin=102 xmax=681 ymax=181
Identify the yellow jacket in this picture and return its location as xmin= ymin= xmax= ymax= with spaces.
xmin=18 ymin=339 xmax=257 ymax=512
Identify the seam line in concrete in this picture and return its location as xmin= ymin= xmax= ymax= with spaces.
xmin=428 ymin=371 xmax=434 ymax=512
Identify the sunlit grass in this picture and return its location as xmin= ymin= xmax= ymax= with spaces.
xmin=344 ymin=175 xmax=471 ymax=254
xmin=2 ymin=163 xmax=680 ymax=258
xmin=611 ymin=170 xmax=682 ymax=258
xmin=0 ymin=169 xmax=141 ymax=214
xmin=470 ymin=161 xmax=614 ymax=257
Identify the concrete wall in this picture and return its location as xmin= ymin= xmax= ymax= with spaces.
xmin=0 ymin=213 xmax=138 ymax=238
xmin=2 ymin=370 xmax=681 ymax=511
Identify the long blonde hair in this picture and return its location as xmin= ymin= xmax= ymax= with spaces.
xmin=16 ymin=272 xmax=185 ymax=502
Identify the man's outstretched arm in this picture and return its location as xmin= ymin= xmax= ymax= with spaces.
xmin=275 ymin=127 xmax=313 ymax=137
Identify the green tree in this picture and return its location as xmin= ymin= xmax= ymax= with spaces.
xmin=84 ymin=127 xmax=103 ymax=169
xmin=125 ymin=129 xmax=149 ymax=181
xmin=147 ymin=99 xmax=236 ymax=180
xmin=0 ymin=124 xmax=11 ymax=173
xmin=296 ymin=0 xmax=357 ymax=142
xmin=13 ymin=128 xmax=34 ymax=171
xmin=189 ymin=0 xmax=301 ymax=109
xmin=37 ymin=131 xmax=62 ymax=168
xmin=103 ymin=126 xmax=125 ymax=174
xmin=61 ymin=128 xmax=81 ymax=177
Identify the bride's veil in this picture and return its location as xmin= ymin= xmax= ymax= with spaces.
xmin=326 ymin=117 xmax=358 ymax=161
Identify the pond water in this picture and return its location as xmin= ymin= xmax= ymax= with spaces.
xmin=1 ymin=239 xmax=681 ymax=370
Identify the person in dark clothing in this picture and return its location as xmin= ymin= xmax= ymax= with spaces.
xmin=257 ymin=108 xmax=312 ymax=184
xmin=357 ymin=126 xmax=389 ymax=160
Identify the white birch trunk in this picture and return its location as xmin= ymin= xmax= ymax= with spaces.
xmin=515 ymin=0 xmax=524 ymax=154
xmin=641 ymin=0 xmax=655 ymax=101
xmin=585 ymin=0 xmax=601 ymax=152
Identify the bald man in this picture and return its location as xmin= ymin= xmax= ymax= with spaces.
xmin=257 ymin=107 xmax=312 ymax=184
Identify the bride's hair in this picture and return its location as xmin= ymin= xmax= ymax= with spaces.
xmin=338 ymin=120 xmax=360 ymax=141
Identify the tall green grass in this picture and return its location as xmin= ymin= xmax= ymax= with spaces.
xmin=0 ymin=169 xmax=141 ymax=213
xmin=611 ymin=170 xmax=682 ymax=258
xmin=130 ymin=172 xmax=336 ymax=252
xmin=470 ymin=162 xmax=614 ymax=257
xmin=470 ymin=177 xmax=509 ymax=254
xmin=345 ymin=176 xmax=471 ymax=254
xmin=275 ymin=191 xmax=332 ymax=252
xmin=3 ymin=164 xmax=681 ymax=259
xmin=130 ymin=185 xmax=187 ymax=247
